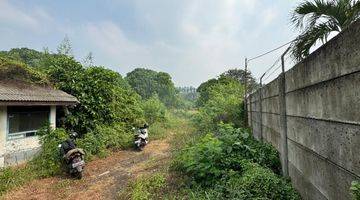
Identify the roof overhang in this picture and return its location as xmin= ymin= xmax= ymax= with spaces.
xmin=0 ymin=101 xmax=78 ymax=106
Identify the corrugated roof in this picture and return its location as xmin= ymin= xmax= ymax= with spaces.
xmin=0 ymin=80 xmax=78 ymax=105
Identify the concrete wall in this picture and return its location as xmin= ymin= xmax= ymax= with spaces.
xmin=0 ymin=106 xmax=6 ymax=167
xmin=246 ymin=20 xmax=360 ymax=200
xmin=0 ymin=105 xmax=57 ymax=167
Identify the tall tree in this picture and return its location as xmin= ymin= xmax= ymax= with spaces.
xmin=290 ymin=0 xmax=360 ymax=61
xmin=82 ymin=52 xmax=94 ymax=67
xmin=57 ymin=35 xmax=73 ymax=56
xmin=125 ymin=68 xmax=178 ymax=107
xmin=221 ymin=69 xmax=259 ymax=93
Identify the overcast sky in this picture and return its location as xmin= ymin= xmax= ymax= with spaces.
xmin=0 ymin=0 xmax=302 ymax=87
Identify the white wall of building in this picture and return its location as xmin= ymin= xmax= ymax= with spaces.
xmin=0 ymin=106 xmax=6 ymax=167
xmin=2 ymin=106 xmax=57 ymax=167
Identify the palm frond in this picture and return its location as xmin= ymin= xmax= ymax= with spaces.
xmin=291 ymin=0 xmax=339 ymax=29
xmin=345 ymin=0 xmax=360 ymax=26
xmin=290 ymin=21 xmax=340 ymax=61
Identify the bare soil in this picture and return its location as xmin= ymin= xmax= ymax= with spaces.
xmin=2 ymin=139 xmax=170 ymax=200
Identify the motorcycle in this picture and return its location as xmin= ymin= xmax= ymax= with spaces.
xmin=134 ymin=124 xmax=149 ymax=151
xmin=59 ymin=132 xmax=85 ymax=179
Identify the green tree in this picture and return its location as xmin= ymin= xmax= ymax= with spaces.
xmin=196 ymin=77 xmax=245 ymax=131
xmin=57 ymin=35 xmax=73 ymax=56
xmin=290 ymin=0 xmax=360 ymax=61
xmin=125 ymin=68 xmax=178 ymax=107
xmin=0 ymin=48 xmax=45 ymax=68
xmin=222 ymin=69 xmax=259 ymax=93
xmin=45 ymin=56 xmax=144 ymax=134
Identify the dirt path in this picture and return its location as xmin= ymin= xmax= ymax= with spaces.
xmin=2 ymin=139 xmax=170 ymax=200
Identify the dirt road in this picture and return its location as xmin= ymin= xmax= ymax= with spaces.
xmin=2 ymin=139 xmax=170 ymax=200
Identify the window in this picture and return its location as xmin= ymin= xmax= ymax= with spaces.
xmin=7 ymin=106 xmax=50 ymax=140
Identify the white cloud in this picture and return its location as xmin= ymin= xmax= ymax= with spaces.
xmin=81 ymin=0 xmax=293 ymax=86
xmin=0 ymin=0 xmax=52 ymax=32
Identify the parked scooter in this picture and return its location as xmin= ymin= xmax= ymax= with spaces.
xmin=59 ymin=132 xmax=85 ymax=179
xmin=134 ymin=124 xmax=149 ymax=151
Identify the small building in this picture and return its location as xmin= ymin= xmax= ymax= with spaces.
xmin=0 ymin=80 xmax=78 ymax=167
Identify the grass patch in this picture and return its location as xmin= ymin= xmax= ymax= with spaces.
xmin=0 ymin=166 xmax=37 ymax=196
xmin=118 ymin=173 xmax=167 ymax=200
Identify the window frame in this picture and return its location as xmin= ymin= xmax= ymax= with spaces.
xmin=6 ymin=106 xmax=51 ymax=141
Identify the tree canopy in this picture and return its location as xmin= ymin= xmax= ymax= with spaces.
xmin=125 ymin=68 xmax=178 ymax=107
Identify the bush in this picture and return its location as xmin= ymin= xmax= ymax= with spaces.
xmin=351 ymin=181 xmax=360 ymax=200
xmin=142 ymin=95 xmax=167 ymax=125
xmin=223 ymin=162 xmax=300 ymax=200
xmin=216 ymin=123 xmax=281 ymax=174
xmin=77 ymin=123 xmax=133 ymax=160
xmin=173 ymin=134 xmax=224 ymax=186
xmin=30 ymin=128 xmax=68 ymax=177
xmin=172 ymin=123 xmax=298 ymax=199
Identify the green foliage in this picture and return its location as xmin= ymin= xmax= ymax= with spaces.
xmin=224 ymin=162 xmax=300 ymax=200
xmin=0 ymin=48 xmax=46 ymax=68
xmin=119 ymin=173 xmax=166 ymax=200
xmin=172 ymin=123 xmax=297 ymax=199
xmin=77 ymin=123 xmax=133 ymax=160
xmin=173 ymin=134 xmax=224 ymax=186
xmin=142 ymin=95 xmax=167 ymax=125
xmin=195 ymin=77 xmax=244 ymax=131
xmin=30 ymin=128 xmax=68 ymax=177
xmin=290 ymin=0 xmax=360 ymax=61
xmin=216 ymin=123 xmax=281 ymax=174
xmin=222 ymin=69 xmax=259 ymax=93
xmin=351 ymin=181 xmax=360 ymax=200
xmin=177 ymin=162 xmax=300 ymax=200
xmin=125 ymin=68 xmax=179 ymax=107
xmin=44 ymin=56 xmax=144 ymax=134
xmin=0 ymin=56 xmax=49 ymax=85
xmin=0 ymin=166 xmax=36 ymax=196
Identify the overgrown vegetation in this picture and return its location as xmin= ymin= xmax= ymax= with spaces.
xmin=119 ymin=173 xmax=167 ymax=200
xmin=141 ymin=95 xmax=167 ymax=125
xmin=351 ymin=181 xmax=360 ymax=200
xmin=165 ymin=74 xmax=300 ymax=199
xmin=195 ymin=75 xmax=245 ymax=131
xmin=0 ymin=46 xmax=180 ymax=196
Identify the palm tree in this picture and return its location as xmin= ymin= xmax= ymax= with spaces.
xmin=290 ymin=0 xmax=360 ymax=61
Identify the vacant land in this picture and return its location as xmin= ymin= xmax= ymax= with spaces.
xmin=2 ymin=138 xmax=171 ymax=200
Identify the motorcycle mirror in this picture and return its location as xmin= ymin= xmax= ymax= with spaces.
xmin=58 ymin=144 xmax=62 ymax=148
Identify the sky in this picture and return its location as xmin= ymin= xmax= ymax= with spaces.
xmin=0 ymin=0 xmax=302 ymax=87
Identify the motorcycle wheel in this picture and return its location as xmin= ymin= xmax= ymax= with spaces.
xmin=75 ymin=171 xmax=83 ymax=179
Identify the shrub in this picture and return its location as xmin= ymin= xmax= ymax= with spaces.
xmin=223 ymin=162 xmax=301 ymax=200
xmin=142 ymin=95 xmax=167 ymax=125
xmin=173 ymin=134 xmax=224 ymax=186
xmin=351 ymin=181 xmax=360 ymax=200
xmin=77 ymin=123 xmax=134 ymax=160
xmin=216 ymin=123 xmax=281 ymax=174
xmin=29 ymin=128 xmax=68 ymax=177
xmin=76 ymin=130 xmax=108 ymax=160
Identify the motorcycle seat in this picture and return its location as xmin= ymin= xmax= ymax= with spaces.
xmin=64 ymin=148 xmax=85 ymax=160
